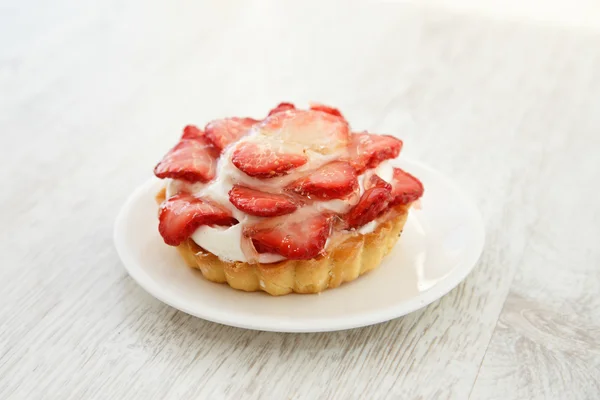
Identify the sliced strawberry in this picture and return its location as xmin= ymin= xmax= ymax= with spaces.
xmin=245 ymin=212 xmax=332 ymax=260
xmin=204 ymin=117 xmax=259 ymax=151
xmin=154 ymin=136 xmax=219 ymax=183
xmin=231 ymin=141 xmax=308 ymax=178
xmin=260 ymin=109 xmax=350 ymax=154
xmin=364 ymin=173 xmax=392 ymax=191
xmin=309 ymin=103 xmax=344 ymax=118
xmin=389 ymin=168 xmax=424 ymax=206
xmin=347 ymin=132 xmax=403 ymax=173
xmin=181 ymin=124 xmax=204 ymax=139
xmin=229 ymin=185 xmax=298 ymax=217
xmin=287 ymin=161 xmax=358 ymax=200
xmin=268 ymin=102 xmax=296 ymax=116
xmin=345 ymin=187 xmax=392 ymax=229
xmin=159 ymin=193 xmax=238 ymax=246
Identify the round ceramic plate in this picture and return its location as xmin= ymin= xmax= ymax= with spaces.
xmin=114 ymin=159 xmax=484 ymax=332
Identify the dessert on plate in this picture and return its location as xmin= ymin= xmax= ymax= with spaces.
xmin=153 ymin=103 xmax=424 ymax=295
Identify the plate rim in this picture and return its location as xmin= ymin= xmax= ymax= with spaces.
xmin=114 ymin=159 xmax=485 ymax=332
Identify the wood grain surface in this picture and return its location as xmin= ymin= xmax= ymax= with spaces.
xmin=1 ymin=1 xmax=599 ymax=399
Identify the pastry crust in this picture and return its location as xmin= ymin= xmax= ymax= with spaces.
xmin=156 ymin=189 xmax=409 ymax=295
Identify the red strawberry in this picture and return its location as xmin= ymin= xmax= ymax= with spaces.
xmin=154 ymin=135 xmax=219 ymax=183
xmin=389 ymin=168 xmax=424 ymax=206
xmin=347 ymin=132 xmax=403 ymax=173
xmin=268 ymin=102 xmax=296 ymax=116
xmin=287 ymin=161 xmax=358 ymax=200
xmin=204 ymin=117 xmax=259 ymax=151
xmin=231 ymin=141 xmax=308 ymax=178
xmin=245 ymin=212 xmax=332 ymax=260
xmin=364 ymin=173 xmax=392 ymax=191
xmin=309 ymin=103 xmax=344 ymax=118
xmin=260 ymin=109 xmax=350 ymax=154
xmin=181 ymin=125 xmax=204 ymax=139
xmin=345 ymin=187 xmax=392 ymax=229
xmin=159 ymin=193 xmax=238 ymax=246
xmin=229 ymin=185 xmax=298 ymax=217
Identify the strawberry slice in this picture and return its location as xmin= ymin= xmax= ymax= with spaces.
xmin=204 ymin=117 xmax=259 ymax=151
xmin=229 ymin=185 xmax=298 ymax=217
xmin=154 ymin=135 xmax=219 ymax=183
xmin=245 ymin=212 xmax=332 ymax=260
xmin=181 ymin=124 xmax=204 ymax=139
xmin=364 ymin=173 xmax=392 ymax=191
xmin=346 ymin=187 xmax=392 ymax=229
xmin=347 ymin=133 xmax=403 ymax=173
xmin=268 ymin=102 xmax=296 ymax=116
xmin=287 ymin=161 xmax=358 ymax=200
xmin=159 ymin=193 xmax=238 ymax=246
xmin=260 ymin=109 xmax=350 ymax=154
xmin=231 ymin=141 xmax=308 ymax=178
xmin=309 ymin=103 xmax=344 ymax=118
xmin=389 ymin=168 xmax=424 ymax=206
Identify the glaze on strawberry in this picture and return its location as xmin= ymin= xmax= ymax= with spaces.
xmin=287 ymin=161 xmax=358 ymax=200
xmin=159 ymin=193 xmax=237 ymax=246
xmin=231 ymin=141 xmax=308 ymax=178
xmin=309 ymin=103 xmax=344 ymax=118
xmin=268 ymin=102 xmax=296 ymax=116
xmin=389 ymin=168 xmax=425 ymax=206
xmin=154 ymin=127 xmax=219 ymax=183
xmin=346 ymin=132 xmax=403 ymax=173
xmin=154 ymin=103 xmax=424 ymax=261
xmin=204 ymin=117 xmax=259 ymax=151
xmin=364 ymin=173 xmax=393 ymax=191
xmin=245 ymin=211 xmax=333 ymax=260
xmin=229 ymin=185 xmax=298 ymax=217
xmin=260 ymin=109 xmax=350 ymax=155
xmin=346 ymin=187 xmax=392 ymax=229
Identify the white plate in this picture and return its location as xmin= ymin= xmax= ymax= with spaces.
xmin=114 ymin=159 xmax=484 ymax=332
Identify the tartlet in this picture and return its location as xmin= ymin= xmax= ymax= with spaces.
xmin=153 ymin=103 xmax=423 ymax=295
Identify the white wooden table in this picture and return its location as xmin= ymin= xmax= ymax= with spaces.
xmin=1 ymin=1 xmax=599 ymax=399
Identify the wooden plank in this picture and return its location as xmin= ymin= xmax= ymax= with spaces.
xmin=471 ymin=54 xmax=600 ymax=398
xmin=1 ymin=1 xmax=598 ymax=399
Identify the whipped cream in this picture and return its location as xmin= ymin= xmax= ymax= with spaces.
xmin=165 ymin=126 xmax=399 ymax=264
xmin=357 ymin=220 xmax=378 ymax=234
xmin=191 ymin=224 xmax=285 ymax=263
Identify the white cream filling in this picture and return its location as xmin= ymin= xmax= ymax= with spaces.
xmin=191 ymin=225 xmax=285 ymax=263
xmin=165 ymin=128 xmax=398 ymax=264
xmin=165 ymin=179 xmax=204 ymax=199
xmin=357 ymin=220 xmax=378 ymax=235
xmin=375 ymin=161 xmax=394 ymax=184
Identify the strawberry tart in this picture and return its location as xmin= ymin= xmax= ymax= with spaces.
xmin=153 ymin=103 xmax=424 ymax=295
